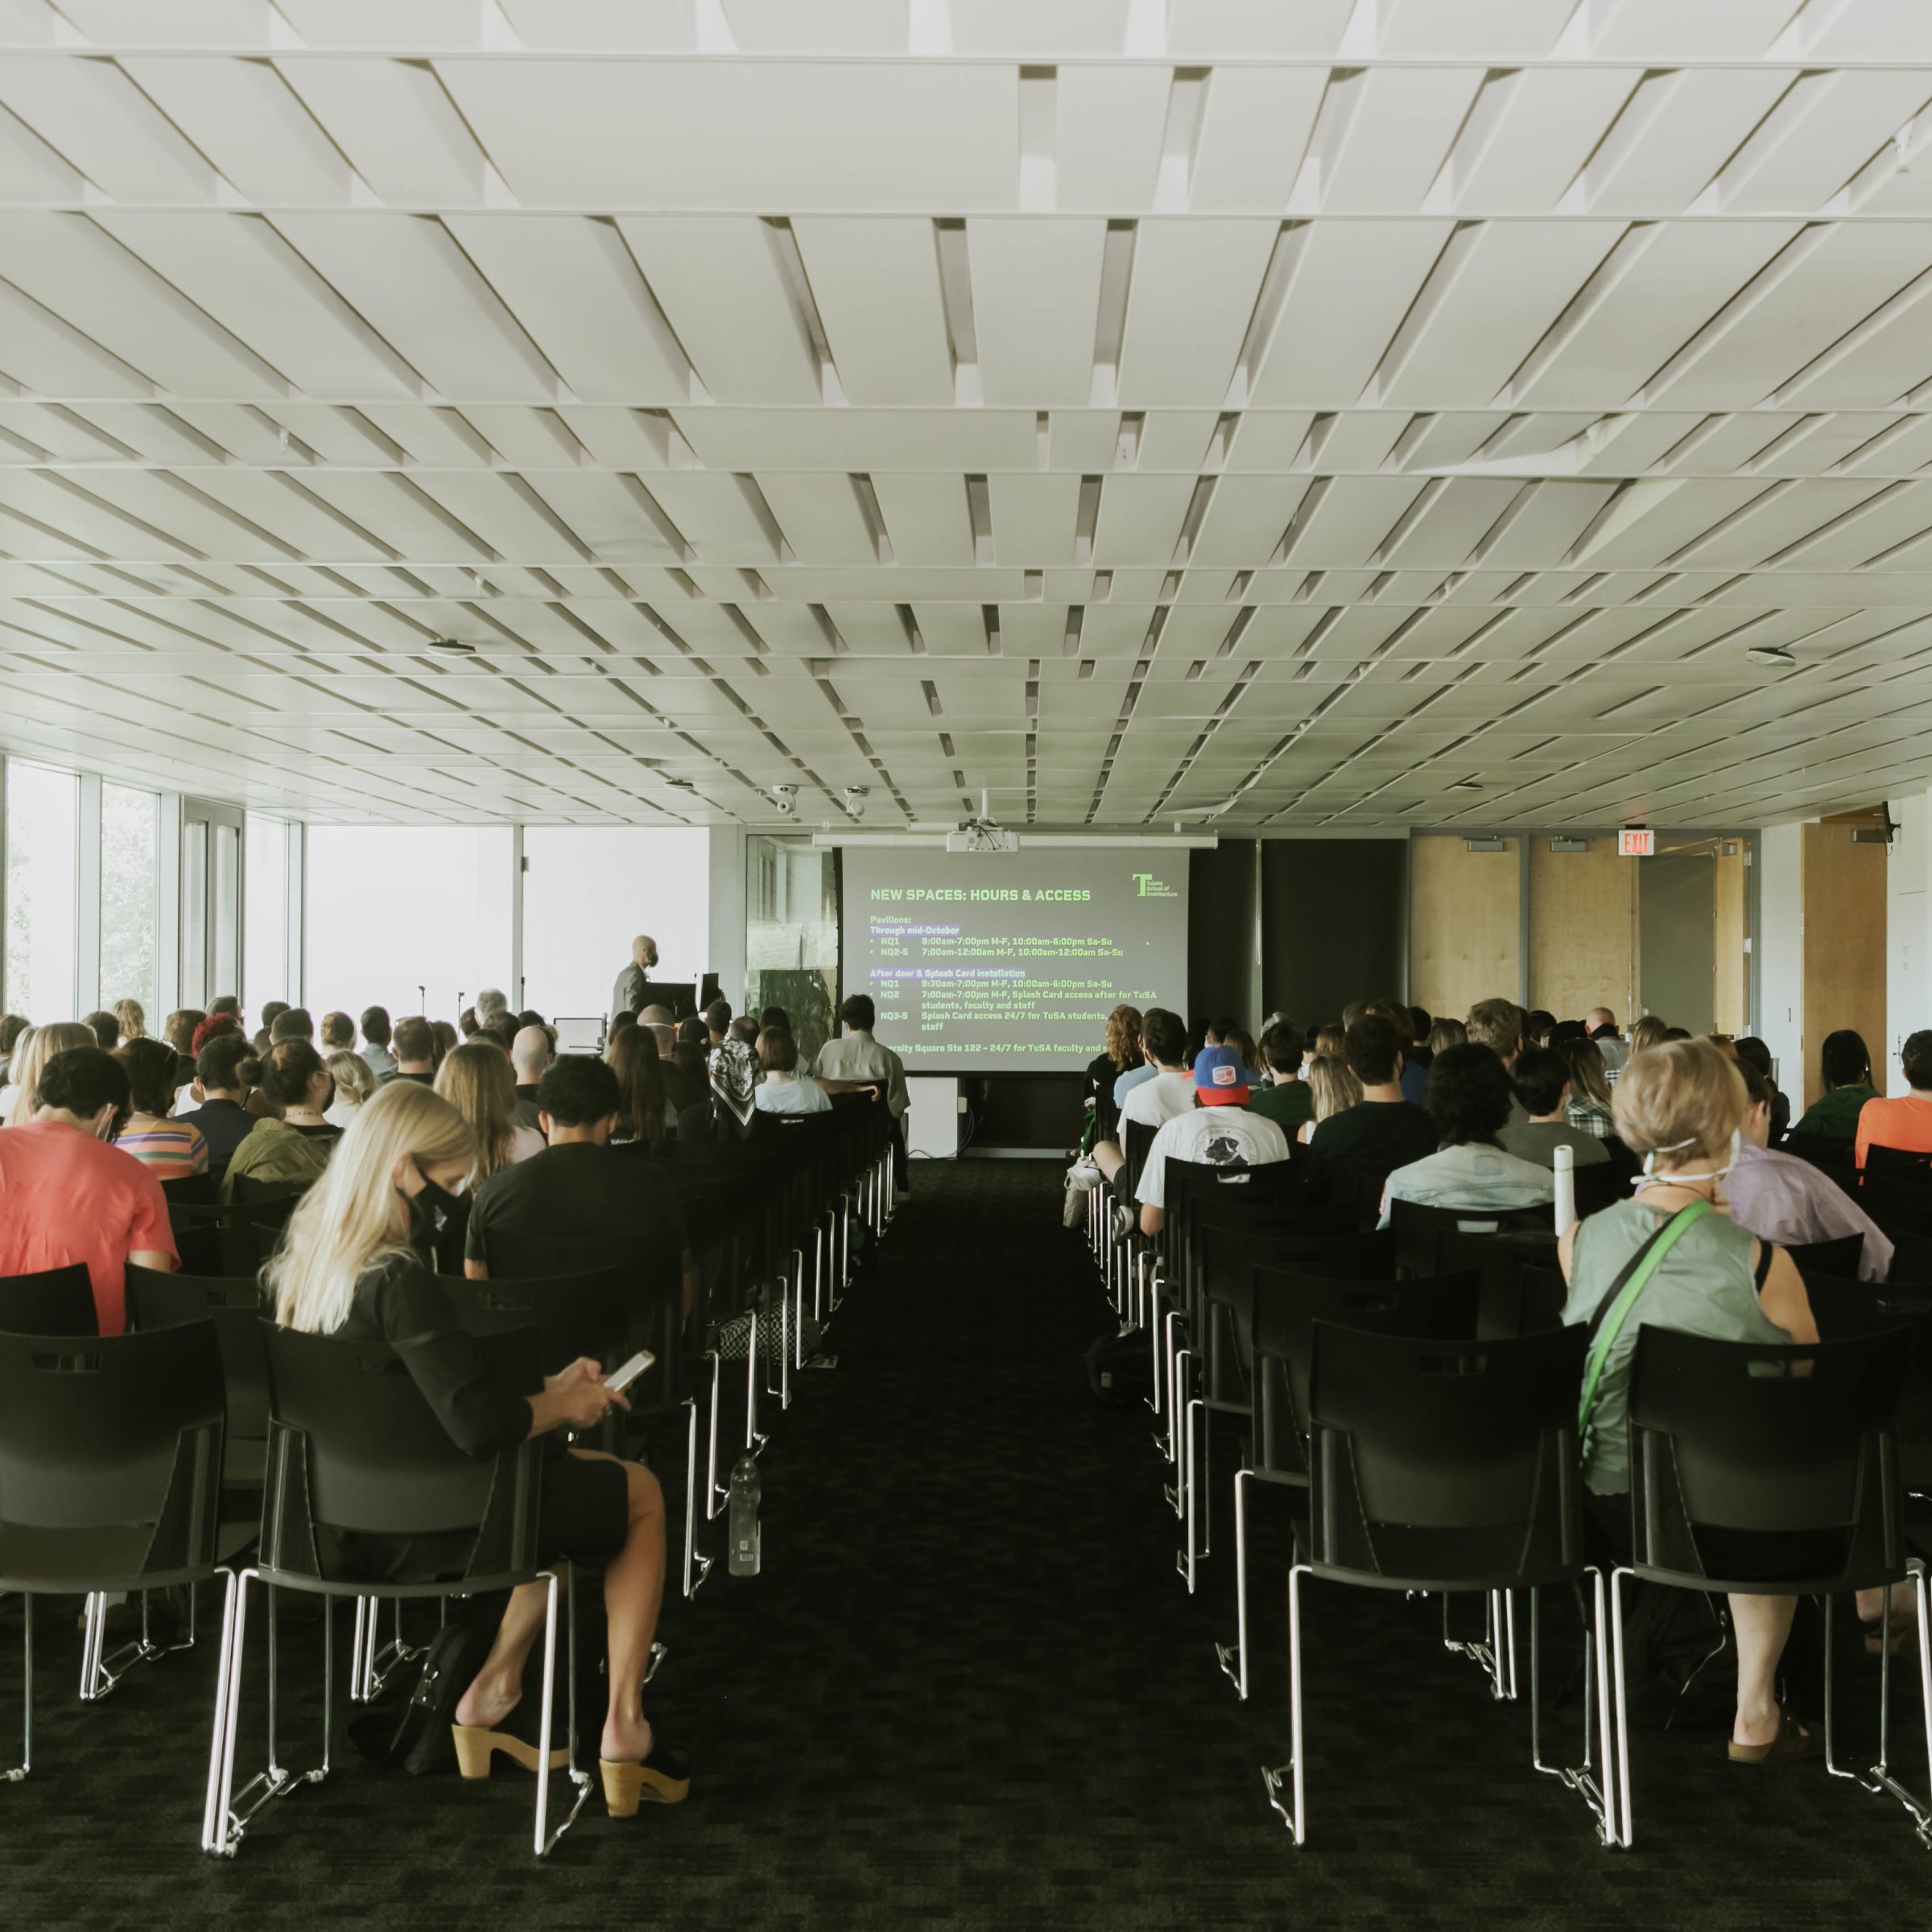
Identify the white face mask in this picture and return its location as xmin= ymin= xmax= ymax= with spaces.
xmin=1637 ymin=1127 xmax=1741 ymax=1191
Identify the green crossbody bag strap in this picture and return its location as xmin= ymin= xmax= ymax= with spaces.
xmin=1575 ymin=1199 xmax=1714 ymax=1450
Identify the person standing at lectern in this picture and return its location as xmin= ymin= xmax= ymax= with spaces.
xmin=611 ymin=935 xmax=658 ymax=1025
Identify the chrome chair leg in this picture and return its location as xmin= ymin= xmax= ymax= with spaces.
xmin=705 ymin=1347 xmax=724 ymax=1520
xmin=1609 ymin=1567 xmax=1635 ymax=1849
xmin=682 ymin=1396 xmax=712 ymax=1600
xmin=1261 ymin=1563 xmax=1309 ymax=1845
xmin=5 ymin=1595 xmax=31 ymax=1781
xmin=1527 ymin=1579 xmax=1617 ymax=1847
xmin=1215 ymin=1468 xmax=1250 ymax=1700
xmin=1824 ymin=1568 xmax=1932 ymax=1845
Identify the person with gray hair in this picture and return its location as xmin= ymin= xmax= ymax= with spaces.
xmin=476 ymin=988 xmax=510 ymax=1027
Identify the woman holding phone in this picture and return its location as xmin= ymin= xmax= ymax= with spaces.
xmin=267 ymin=1080 xmax=688 ymax=1815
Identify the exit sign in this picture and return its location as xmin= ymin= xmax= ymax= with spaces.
xmin=1619 ymin=828 xmax=1655 ymax=857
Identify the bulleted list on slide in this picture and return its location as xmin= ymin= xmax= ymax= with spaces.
xmin=838 ymin=850 xmax=1190 ymax=1070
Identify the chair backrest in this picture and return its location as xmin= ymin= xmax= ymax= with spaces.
xmin=0 ymin=1323 xmax=225 ymax=1573
xmin=1302 ymin=1323 xmax=1590 ymax=1587
xmin=0 ymin=1264 xmax=98 ymax=1337
xmin=1866 ymin=1143 xmax=1932 ymax=1178
xmin=1122 ymin=1117 xmax=1158 ymax=1196
xmin=233 ymin=1175 xmax=309 ymax=1207
xmin=1389 ymin=1196 xmax=1550 ymax=1279
xmin=1785 ymin=1232 xmax=1864 ymax=1279
xmin=1889 ymin=1228 xmax=1932 ymax=1284
xmin=126 ymin=1265 xmax=271 ymax=1443
xmin=1782 ymin=1131 xmax=1857 ymax=1175
xmin=1571 ymin=1161 xmax=1624 ymax=1218
xmin=1626 ymin=1325 xmax=1909 ymax=1580
xmin=260 ymin=1323 xmax=542 ymax=1583
xmin=159 ymin=1171 xmax=215 ymax=1206
xmin=1432 ymin=1226 xmax=1562 ymax=1335
xmin=1249 ymin=1269 xmax=1481 ymax=1482
xmin=439 ymin=1268 xmax=630 ymax=1379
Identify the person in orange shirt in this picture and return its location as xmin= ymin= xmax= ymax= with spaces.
xmin=1853 ymin=1030 xmax=1932 ymax=1170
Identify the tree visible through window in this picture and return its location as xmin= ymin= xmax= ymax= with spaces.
xmin=99 ymin=783 xmax=158 ymax=1011
xmin=3 ymin=761 xmax=79 ymax=1020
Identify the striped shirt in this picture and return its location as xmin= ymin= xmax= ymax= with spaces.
xmin=114 ymin=1114 xmax=208 ymax=1179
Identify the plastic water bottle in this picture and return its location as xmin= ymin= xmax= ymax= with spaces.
xmin=1553 ymin=1142 xmax=1576 ymax=1237
xmin=728 ymin=1452 xmax=762 ymax=1577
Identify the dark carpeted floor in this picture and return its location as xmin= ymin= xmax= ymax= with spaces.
xmin=2 ymin=1162 xmax=1928 ymax=1927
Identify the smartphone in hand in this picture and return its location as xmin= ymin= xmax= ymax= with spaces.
xmin=605 ymin=1349 xmax=657 ymax=1394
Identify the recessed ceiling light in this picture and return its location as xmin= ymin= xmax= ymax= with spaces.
xmin=425 ymin=638 xmax=476 ymax=654
xmin=663 ymin=776 xmax=696 ymax=789
xmin=1746 ymin=645 xmax=1796 ymax=667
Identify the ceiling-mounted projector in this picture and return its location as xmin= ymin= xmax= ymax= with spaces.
xmin=947 ymin=791 xmax=1019 ymax=854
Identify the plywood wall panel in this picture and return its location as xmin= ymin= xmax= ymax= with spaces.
xmin=1529 ymin=836 xmax=1636 ymax=1025
xmin=1802 ymin=819 xmax=1887 ymax=1109
xmin=1410 ymin=835 xmax=1520 ymax=1022
xmin=1714 ymin=843 xmax=1748 ymax=1036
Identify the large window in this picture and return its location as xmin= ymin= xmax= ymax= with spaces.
xmin=521 ymin=828 xmax=710 ymax=1018
xmin=304 ymin=827 xmax=514 ymax=1027
xmin=3 ymin=761 xmax=79 ymax=1022
xmin=98 ymin=782 xmax=158 ymax=1012
xmin=745 ymin=834 xmax=838 ymax=1066
xmin=244 ymin=812 xmax=291 ymax=1013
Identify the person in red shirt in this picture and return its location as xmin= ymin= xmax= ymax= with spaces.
xmin=1854 ymin=1029 xmax=1932 ymax=1171
xmin=0 ymin=1045 xmax=176 ymax=1332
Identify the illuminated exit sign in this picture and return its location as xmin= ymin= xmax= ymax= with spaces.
xmin=1619 ymin=827 xmax=1655 ymax=857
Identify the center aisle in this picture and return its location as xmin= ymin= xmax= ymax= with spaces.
xmin=10 ymin=1165 xmax=1926 ymax=1928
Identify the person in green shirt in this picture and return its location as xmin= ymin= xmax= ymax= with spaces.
xmin=1790 ymin=1028 xmax=1878 ymax=1141
xmin=1245 ymin=1020 xmax=1315 ymax=1136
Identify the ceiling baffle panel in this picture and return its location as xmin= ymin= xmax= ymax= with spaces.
xmin=1 ymin=10 xmax=1931 ymax=832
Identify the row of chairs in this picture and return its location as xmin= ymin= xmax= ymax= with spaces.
xmin=1077 ymin=1145 xmax=1932 ymax=1853
xmin=0 ymin=1094 xmax=899 ymax=1860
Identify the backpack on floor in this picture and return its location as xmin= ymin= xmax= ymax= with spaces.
xmin=1084 ymin=1327 xmax=1152 ymax=1405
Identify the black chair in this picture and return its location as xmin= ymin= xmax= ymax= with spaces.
xmin=1434 ymin=1228 xmax=1562 ymax=1336
xmin=1891 ymin=1229 xmax=1932 ymax=1285
xmin=1266 ymin=1323 xmax=1609 ymax=1847
xmin=1571 ymin=1162 xmax=1625 ymax=1219
xmin=0 ymin=1323 xmax=227 ymax=1773
xmin=0 ymin=1264 xmax=97 ymax=1336
xmin=204 ymin=1323 xmax=586 ymax=1859
xmin=1783 ymin=1131 xmax=1858 ymax=1175
xmin=1785 ymin=1233 xmax=1864 ymax=1279
xmin=232 ymin=1176 xmax=309 ymax=1207
xmin=126 ymin=1266 xmax=271 ymax=1501
xmin=1866 ymin=1145 xmax=1932 ymax=1179
xmin=1612 ymin=1326 xmax=1930 ymax=1848
xmin=1217 ymin=1270 xmax=1480 ymax=1701
xmin=160 ymin=1172 xmax=216 ymax=1206
xmin=1389 ymin=1197 xmax=1550 ymax=1279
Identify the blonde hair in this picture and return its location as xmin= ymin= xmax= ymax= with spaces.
xmin=324 ymin=1049 xmax=375 ymax=1111
xmin=1306 ymin=1052 xmax=1363 ymax=1125
xmin=433 ymin=1039 xmax=518 ymax=1181
xmin=269 ymin=1081 xmax=475 ymax=1335
xmin=1427 ymin=1018 xmax=1468 ymax=1057
xmin=1628 ymin=1014 xmax=1670 ymax=1056
xmin=5 ymin=1022 xmax=96 ymax=1125
xmin=1465 ymin=997 xmax=1522 ymax=1057
xmin=1558 ymin=1035 xmax=1612 ymax=1111
xmin=1104 ymin=1004 xmax=1143 ymax=1071
xmin=1611 ymin=1038 xmax=1746 ymax=1169
xmin=112 ymin=997 xmax=146 ymax=1040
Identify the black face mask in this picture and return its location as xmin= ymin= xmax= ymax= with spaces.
xmin=407 ymin=1169 xmax=467 ymax=1246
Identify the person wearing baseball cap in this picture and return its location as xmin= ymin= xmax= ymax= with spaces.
xmin=1133 ymin=1043 xmax=1290 ymax=1236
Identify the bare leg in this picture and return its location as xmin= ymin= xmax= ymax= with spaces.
xmin=588 ymin=1455 xmax=667 ymax=1765
xmin=1856 ymin=1583 xmax=1918 ymax=1632
xmin=1092 ymin=1140 xmax=1124 ymax=1183
xmin=453 ymin=1579 xmax=551 ymax=1729
xmin=1731 ymin=1592 xmax=1802 ymax=1748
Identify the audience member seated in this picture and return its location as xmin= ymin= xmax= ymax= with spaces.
xmin=1247 ymin=1021 xmax=1312 ymax=1137
xmin=221 ymin=1040 xmax=336 ymax=1202
xmin=1732 ymin=1037 xmax=1787 ymax=1141
xmin=1221 ymin=1025 xmax=1265 ymax=1090
xmin=1791 ymin=1028 xmax=1876 ymax=1142
xmin=1558 ymin=1034 xmax=1616 ymax=1138
xmin=728 ymin=1015 xmax=759 ymax=1050
xmin=1854 ymin=1027 xmax=1932 ymax=1171
xmin=2 ymin=1020 xmax=95 ymax=1125
xmin=642 ymin=1013 xmax=704 ymax=1115
xmin=436 ymin=1039 xmax=545 ymax=1186
xmin=1627 ymin=1013 xmax=1669 ymax=1056
xmin=679 ymin=1035 xmax=762 ymax=1145
xmin=811 ymin=994 xmax=910 ymax=1122
xmin=465 ymin=1055 xmax=690 ymax=1314
xmin=1586 ymin=1007 xmax=1629 ymax=1080
xmin=674 ymin=1017 xmax=709 ymax=1087
xmin=390 ymin=1016 xmax=438 ymax=1085
xmin=175 ymin=1032 xmax=260 ymax=1177
xmin=270 ymin=1006 xmax=315 ymax=1045
xmin=113 ymin=997 xmax=146 ymax=1042
xmin=191 ymin=1011 xmax=239 ymax=1055
xmin=0 ymin=1013 xmax=26 ymax=1092
xmin=1084 ymin=1005 xmax=1142 ymax=1134
xmin=207 ymin=994 xmax=242 ymax=1024
xmin=84 ymin=1009 xmax=120 ymax=1050
xmin=1464 ymin=997 xmax=1530 ymax=1125
xmin=324 ymin=1049 xmax=376 ymax=1130
xmin=477 ymin=988 xmax=510 ymax=1031
xmin=754 ymin=1026 xmax=832 ymax=1114
xmin=113 ymin=1038 xmax=209 ymax=1178
xmin=1311 ymin=1022 xmax=1345 ymax=1059
xmin=1554 ymin=1038 xmax=1882 ymax=1761
xmin=0 ymin=1045 xmax=176 ymax=1331
xmin=1426 ymin=1016 xmax=1466 ymax=1058
xmin=703 ymin=999 xmax=733 ymax=1046
xmin=320 ymin=1010 xmax=356 ymax=1053
xmin=1302 ymin=1015 xmax=1435 ymax=1182
xmin=510 ymin=1024 xmax=553 ymax=1129
xmin=268 ymin=1080 xmax=686 ymax=1810
xmin=1116 ymin=1007 xmax=1195 ymax=1133
xmin=430 ymin=1019 xmax=460 ymax=1064
xmin=1525 ymin=1008 xmax=1556 ymax=1049
xmin=1726 ymin=1067 xmax=1892 ymax=1281
xmin=459 ymin=1005 xmax=481 ymax=1038
xmin=1498 ymin=1046 xmax=1610 ymax=1171
xmin=361 ymin=1005 xmax=397 ymax=1082
xmin=1297 ymin=1052 xmax=1362 ymax=1146
xmin=1132 ymin=1046 xmax=1290 ymax=1236
xmin=607 ymin=1022 xmax=673 ymax=1152
xmin=162 ymin=1007 xmax=204 ymax=1091
xmin=1381 ymin=1044 xmax=1554 ymax=1224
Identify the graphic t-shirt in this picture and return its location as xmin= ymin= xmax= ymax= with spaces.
xmin=1136 ymin=1105 xmax=1290 ymax=1210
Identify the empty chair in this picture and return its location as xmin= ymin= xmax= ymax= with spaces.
xmin=0 ymin=1322 xmax=227 ymax=1773
xmin=1265 ymin=1322 xmax=1609 ymax=1847
xmin=1218 ymin=1269 xmax=1480 ymax=1701
xmin=1610 ymin=1325 xmax=1930 ymax=1847
xmin=1785 ymin=1233 xmax=1864 ymax=1278
xmin=0 ymin=1264 xmax=98 ymax=1338
xmin=126 ymin=1266 xmax=271 ymax=1496
xmin=1389 ymin=1197 xmax=1551 ymax=1280
xmin=159 ymin=1172 xmax=217 ymax=1207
